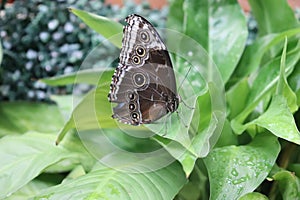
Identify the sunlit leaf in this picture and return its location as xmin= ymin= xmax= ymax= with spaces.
xmin=247 ymin=95 xmax=300 ymax=144
xmin=204 ymin=133 xmax=280 ymax=200
xmin=276 ymin=37 xmax=298 ymax=112
xmin=234 ymin=28 xmax=300 ymax=79
xmin=168 ymin=0 xmax=248 ymax=82
xmin=35 ymin=162 xmax=186 ymax=200
xmin=0 ymin=102 xmax=64 ymax=137
xmin=232 ymin=41 xmax=300 ymax=130
xmin=69 ymin=8 xmax=122 ymax=48
xmin=41 ymin=68 xmax=114 ymax=86
xmin=0 ymin=132 xmax=81 ymax=199
xmin=6 ymin=179 xmax=54 ymax=200
xmin=249 ymin=0 xmax=299 ymax=36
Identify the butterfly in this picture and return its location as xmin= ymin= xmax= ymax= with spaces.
xmin=108 ymin=14 xmax=179 ymax=126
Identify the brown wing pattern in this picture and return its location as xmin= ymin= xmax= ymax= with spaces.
xmin=108 ymin=14 xmax=179 ymax=125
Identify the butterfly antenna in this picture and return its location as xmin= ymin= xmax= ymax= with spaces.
xmin=176 ymin=65 xmax=195 ymax=110
xmin=177 ymin=65 xmax=193 ymax=94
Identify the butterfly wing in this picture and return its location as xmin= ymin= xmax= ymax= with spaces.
xmin=108 ymin=14 xmax=179 ymax=125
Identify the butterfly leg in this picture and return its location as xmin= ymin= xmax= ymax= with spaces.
xmin=181 ymin=98 xmax=195 ymax=110
xmin=176 ymin=110 xmax=189 ymax=128
xmin=161 ymin=115 xmax=169 ymax=136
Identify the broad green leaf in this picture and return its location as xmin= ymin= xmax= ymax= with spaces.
xmin=0 ymin=102 xmax=64 ymax=136
xmin=203 ymin=133 xmax=280 ymax=200
xmin=234 ymin=28 xmax=300 ymax=79
xmin=61 ymin=165 xmax=87 ymax=183
xmin=215 ymin=119 xmax=238 ymax=147
xmin=276 ymin=37 xmax=298 ymax=112
xmin=167 ymin=0 xmax=184 ymax=33
xmin=226 ymin=78 xmax=250 ymax=119
xmin=69 ymin=8 xmax=122 ymax=48
xmin=154 ymin=92 xmax=223 ymax=176
xmin=176 ymin=160 xmax=209 ymax=200
xmin=0 ymin=132 xmax=80 ymax=199
xmin=249 ymin=0 xmax=299 ymax=36
xmin=41 ymin=68 xmax=114 ymax=86
xmin=168 ymin=0 xmax=248 ymax=82
xmin=273 ymin=170 xmax=300 ymax=199
xmin=50 ymin=95 xmax=74 ymax=121
xmin=56 ymin=87 xmax=146 ymax=144
xmin=35 ymin=162 xmax=187 ymax=200
xmin=6 ymin=179 xmax=54 ymax=200
xmin=154 ymin=136 xmax=197 ymax=177
xmin=247 ymin=95 xmax=300 ymax=145
xmin=239 ymin=192 xmax=268 ymax=200
xmin=232 ymin=41 xmax=300 ymax=130
xmin=76 ymin=128 xmax=176 ymax=175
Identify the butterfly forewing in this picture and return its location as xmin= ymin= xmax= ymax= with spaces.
xmin=108 ymin=14 xmax=179 ymax=125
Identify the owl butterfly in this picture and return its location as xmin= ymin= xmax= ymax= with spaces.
xmin=108 ymin=14 xmax=180 ymax=126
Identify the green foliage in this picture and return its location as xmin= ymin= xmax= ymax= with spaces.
xmin=0 ymin=0 xmax=300 ymax=199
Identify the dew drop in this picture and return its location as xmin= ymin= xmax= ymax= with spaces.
xmin=231 ymin=168 xmax=238 ymax=177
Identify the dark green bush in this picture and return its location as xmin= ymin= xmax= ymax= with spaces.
xmin=0 ymin=0 xmax=167 ymax=101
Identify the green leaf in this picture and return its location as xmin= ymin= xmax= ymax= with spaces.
xmin=276 ymin=37 xmax=298 ymax=112
xmin=247 ymin=95 xmax=300 ymax=144
xmin=203 ymin=133 xmax=280 ymax=200
xmin=56 ymin=87 xmax=146 ymax=144
xmin=249 ymin=0 xmax=299 ymax=36
xmin=41 ymin=68 xmax=114 ymax=86
xmin=0 ymin=132 xmax=79 ymax=199
xmin=239 ymin=192 xmax=268 ymax=200
xmin=226 ymin=78 xmax=250 ymax=119
xmin=176 ymin=160 xmax=209 ymax=200
xmin=69 ymin=8 xmax=122 ymax=48
xmin=215 ymin=119 xmax=238 ymax=147
xmin=234 ymin=28 xmax=300 ymax=79
xmin=50 ymin=95 xmax=74 ymax=121
xmin=153 ymin=136 xmax=197 ymax=177
xmin=232 ymin=41 xmax=300 ymax=130
xmin=6 ymin=179 xmax=55 ymax=200
xmin=0 ymin=102 xmax=65 ymax=137
xmin=273 ymin=170 xmax=300 ymax=199
xmin=168 ymin=0 xmax=248 ymax=82
xmin=35 ymin=162 xmax=186 ymax=200
xmin=288 ymin=62 xmax=300 ymax=106
xmin=289 ymin=164 xmax=300 ymax=178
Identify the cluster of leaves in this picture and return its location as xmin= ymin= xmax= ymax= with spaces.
xmin=0 ymin=0 xmax=300 ymax=199
xmin=0 ymin=0 xmax=167 ymax=101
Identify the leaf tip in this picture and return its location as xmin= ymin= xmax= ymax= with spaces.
xmin=68 ymin=7 xmax=74 ymax=13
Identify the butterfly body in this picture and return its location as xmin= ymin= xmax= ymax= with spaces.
xmin=108 ymin=14 xmax=179 ymax=125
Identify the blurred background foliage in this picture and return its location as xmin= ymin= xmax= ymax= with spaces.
xmin=0 ymin=0 xmax=167 ymax=101
xmin=0 ymin=0 xmax=299 ymax=102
